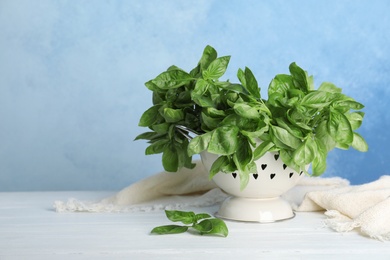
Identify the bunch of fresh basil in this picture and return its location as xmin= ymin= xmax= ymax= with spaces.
xmin=136 ymin=45 xmax=368 ymax=189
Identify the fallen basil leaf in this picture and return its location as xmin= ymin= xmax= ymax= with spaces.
xmin=151 ymin=225 xmax=189 ymax=235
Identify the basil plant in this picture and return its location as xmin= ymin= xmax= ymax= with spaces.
xmin=136 ymin=45 xmax=368 ymax=189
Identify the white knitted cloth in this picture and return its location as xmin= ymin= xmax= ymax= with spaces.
xmin=54 ymin=161 xmax=390 ymax=241
xmin=296 ymin=175 xmax=390 ymax=241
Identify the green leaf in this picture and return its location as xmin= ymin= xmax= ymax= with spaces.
xmin=237 ymin=169 xmax=250 ymax=191
xmin=193 ymin=78 xmax=209 ymax=96
xmin=268 ymin=74 xmax=293 ymax=97
xmin=138 ymin=105 xmax=161 ymax=127
xmin=202 ymin=56 xmax=231 ymax=80
xmin=208 ymin=126 xmax=240 ymax=155
xmin=300 ymin=91 xmax=334 ymax=108
xmin=201 ymin=112 xmax=221 ymax=130
xmin=152 ymin=69 xmax=193 ymax=89
xmin=204 ymin=107 xmax=226 ymax=117
xmin=352 ymin=132 xmax=368 ymax=152
xmin=289 ymin=62 xmax=310 ymax=93
xmin=218 ymin=83 xmax=248 ymax=94
xmin=191 ymin=93 xmax=215 ymax=107
xmin=165 ymin=210 xmax=196 ymax=225
xmin=151 ymin=209 xmax=228 ymax=237
xmin=145 ymin=80 xmax=160 ymax=92
xmin=311 ymin=138 xmax=327 ymax=176
xmin=270 ymin=125 xmax=302 ymax=149
xmin=315 ymin=120 xmax=336 ymax=151
xmin=237 ymin=68 xmax=246 ymax=86
xmin=234 ymin=136 xmax=253 ymax=167
xmin=244 ymin=67 xmax=261 ymax=99
xmin=253 ymin=141 xmax=275 ymax=160
xmin=209 ymin=155 xmax=229 ymax=179
xmin=335 ymin=100 xmax=364 ymax=110
xmin=198 ymin=45 xmax=218 ymax=71
xmin=134 ymin=131 xmax=159 ymax=141
xmin=162 ymin=108 xmax=184 ymax=123
xmin=175 ymin=140 xmax=193 ymax=169
xmin=318 ymin=82 xmax=342 ymax=93
xmin=275 ymin=118 xmax=304 ymax=139
xmin=233 ymin=103 xmax=259 ymax=119
xmin=279 ymin=150 xmax=300 ymax=173
xmin=187 ymin=132 xmax=212 ymax=156
xmin=162 ymin=144 xmax=179 ymax=172
xmin=195 ymin=213 xmax=212 ymax=221
xmin=346 ymin=111 xmax=364 ymax=130
xmin=151 ymin=225 xmax=189 ymax=235
xmin=327 ymin=109 xmax=353 ymax=146
xmin=193 ymin=219 xmax=228 ymax=237
xmin=151 ymin=123 xmax=170 ymax=134
xmin=293 ymin=137 xmax=316 ymax=166
xmin=145 ymin=139 xmax=169 ymax=155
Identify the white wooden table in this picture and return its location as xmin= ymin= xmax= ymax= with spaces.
xmin=1 ymin=191 xmax=390 ymax=260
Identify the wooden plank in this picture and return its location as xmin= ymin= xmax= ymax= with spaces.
xmin=1 ymin=192 xmax=389 ymax=259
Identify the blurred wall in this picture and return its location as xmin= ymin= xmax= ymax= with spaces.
xmin=0 ymin=0 xmax=389 ymax=191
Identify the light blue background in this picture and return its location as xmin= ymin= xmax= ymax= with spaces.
xmin=1 ymin=0 xmax=389 ymax=191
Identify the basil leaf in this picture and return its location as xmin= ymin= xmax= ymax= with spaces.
xmin=208 ymin=126 xmax=240 ymax=155
xmin=187 ymin=132 xmax=212 ymax=156
xmin=152 ymin=69 xmax=193 ymax=89
xmin=191 ymin=93 xmax=215 ymax=107
xmin=268 ymin=74 xmax=293 ymax=97
xmin=279 ymin=150 xmax=300 ymax=173
xmin=352 ymin=132 xmax=369 ymax=152
xmin=165 ymin=210 xmax=196 ymax=225
xmin=233 ymin=103 xmax=259 ymax=119
xmin=195 ymin=213 xmax=212 ymax=221
xmin=134 ymin=131 xmax=159 ymax=141
xmin=270 ymin=125 xmax=302 ymax=149
xmin=201 ymin=112 xmax=221 ymax=130
xmin=151 ymin=123 xmax=170 ymax=134
xmin=335 ymin=100 xmax=364 ymax=110
xmin=162 ymin=108 xmax=184 ymax=123
xmin=289 ymin=62 xmax=310 ymax=93
xmin=209 ymin=155 xmax=229 ymax=179
xmin=145 ymin=139 xmax=169 ymax=155
xmin=312 ymin=138 xmax=327 ymax=176
xmin=237 ymin=169 xmax=250 ymax=191
xmin=244 ymin=67 xmax=261 ymax=99
xmin=234 ymin=137 xmax=253 ymax=167
xmin=193 ymin=219 xmax=228 ymax=237
xmin=315 ymin=120 xmax=336 ymax=152
xmin=300 ymin=91 xmax=334 ymax=108
xmin=293 ymin=136 xmax=316 ymax=166
xmin=138 ymin=105 xmax=161 ymax=127
xmin=193 ymin=78 xmax=209 ymax=96
xmin=253 ymin=141 xmax=275 ymax=160
xmin=202 ymin=56 xmax=231 ymax=80
xmin=198 ymin=45 xmax=218 ymax=71
xmin=162 ymin=144 xmax=179 ymax=172
xmin=346 ymin=111 xmax=364 ymax=130
xmin=151 ymin=225 xmax=189 ymax=235
xmin=237 ymin=68 xmax=246 ymax=86
xmin=318 ymin=82 xmax=342 ymax=93
xmin=327 ymin=109 xmax=353 ymax=146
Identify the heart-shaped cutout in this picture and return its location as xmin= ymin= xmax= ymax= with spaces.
xmin=283 ymin=164 xmax=287 ymax=170
xmin=253 ymin=174 xmax=259 ymax=179
xmin=232 ymin=173 xmax=237 ymax=179
xmin=270 ymin=173 xmax=276 ymax=179
xmin=289 ymin=172 xmax=294 ymax=178
xmin=274 ymin=154 xmax=279 ymax=161
xmin=261 ymin=164 xmax=267 ymax=170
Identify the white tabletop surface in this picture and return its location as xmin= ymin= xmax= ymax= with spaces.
xmin=1 ymin=191 xmax=390 ymax=260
